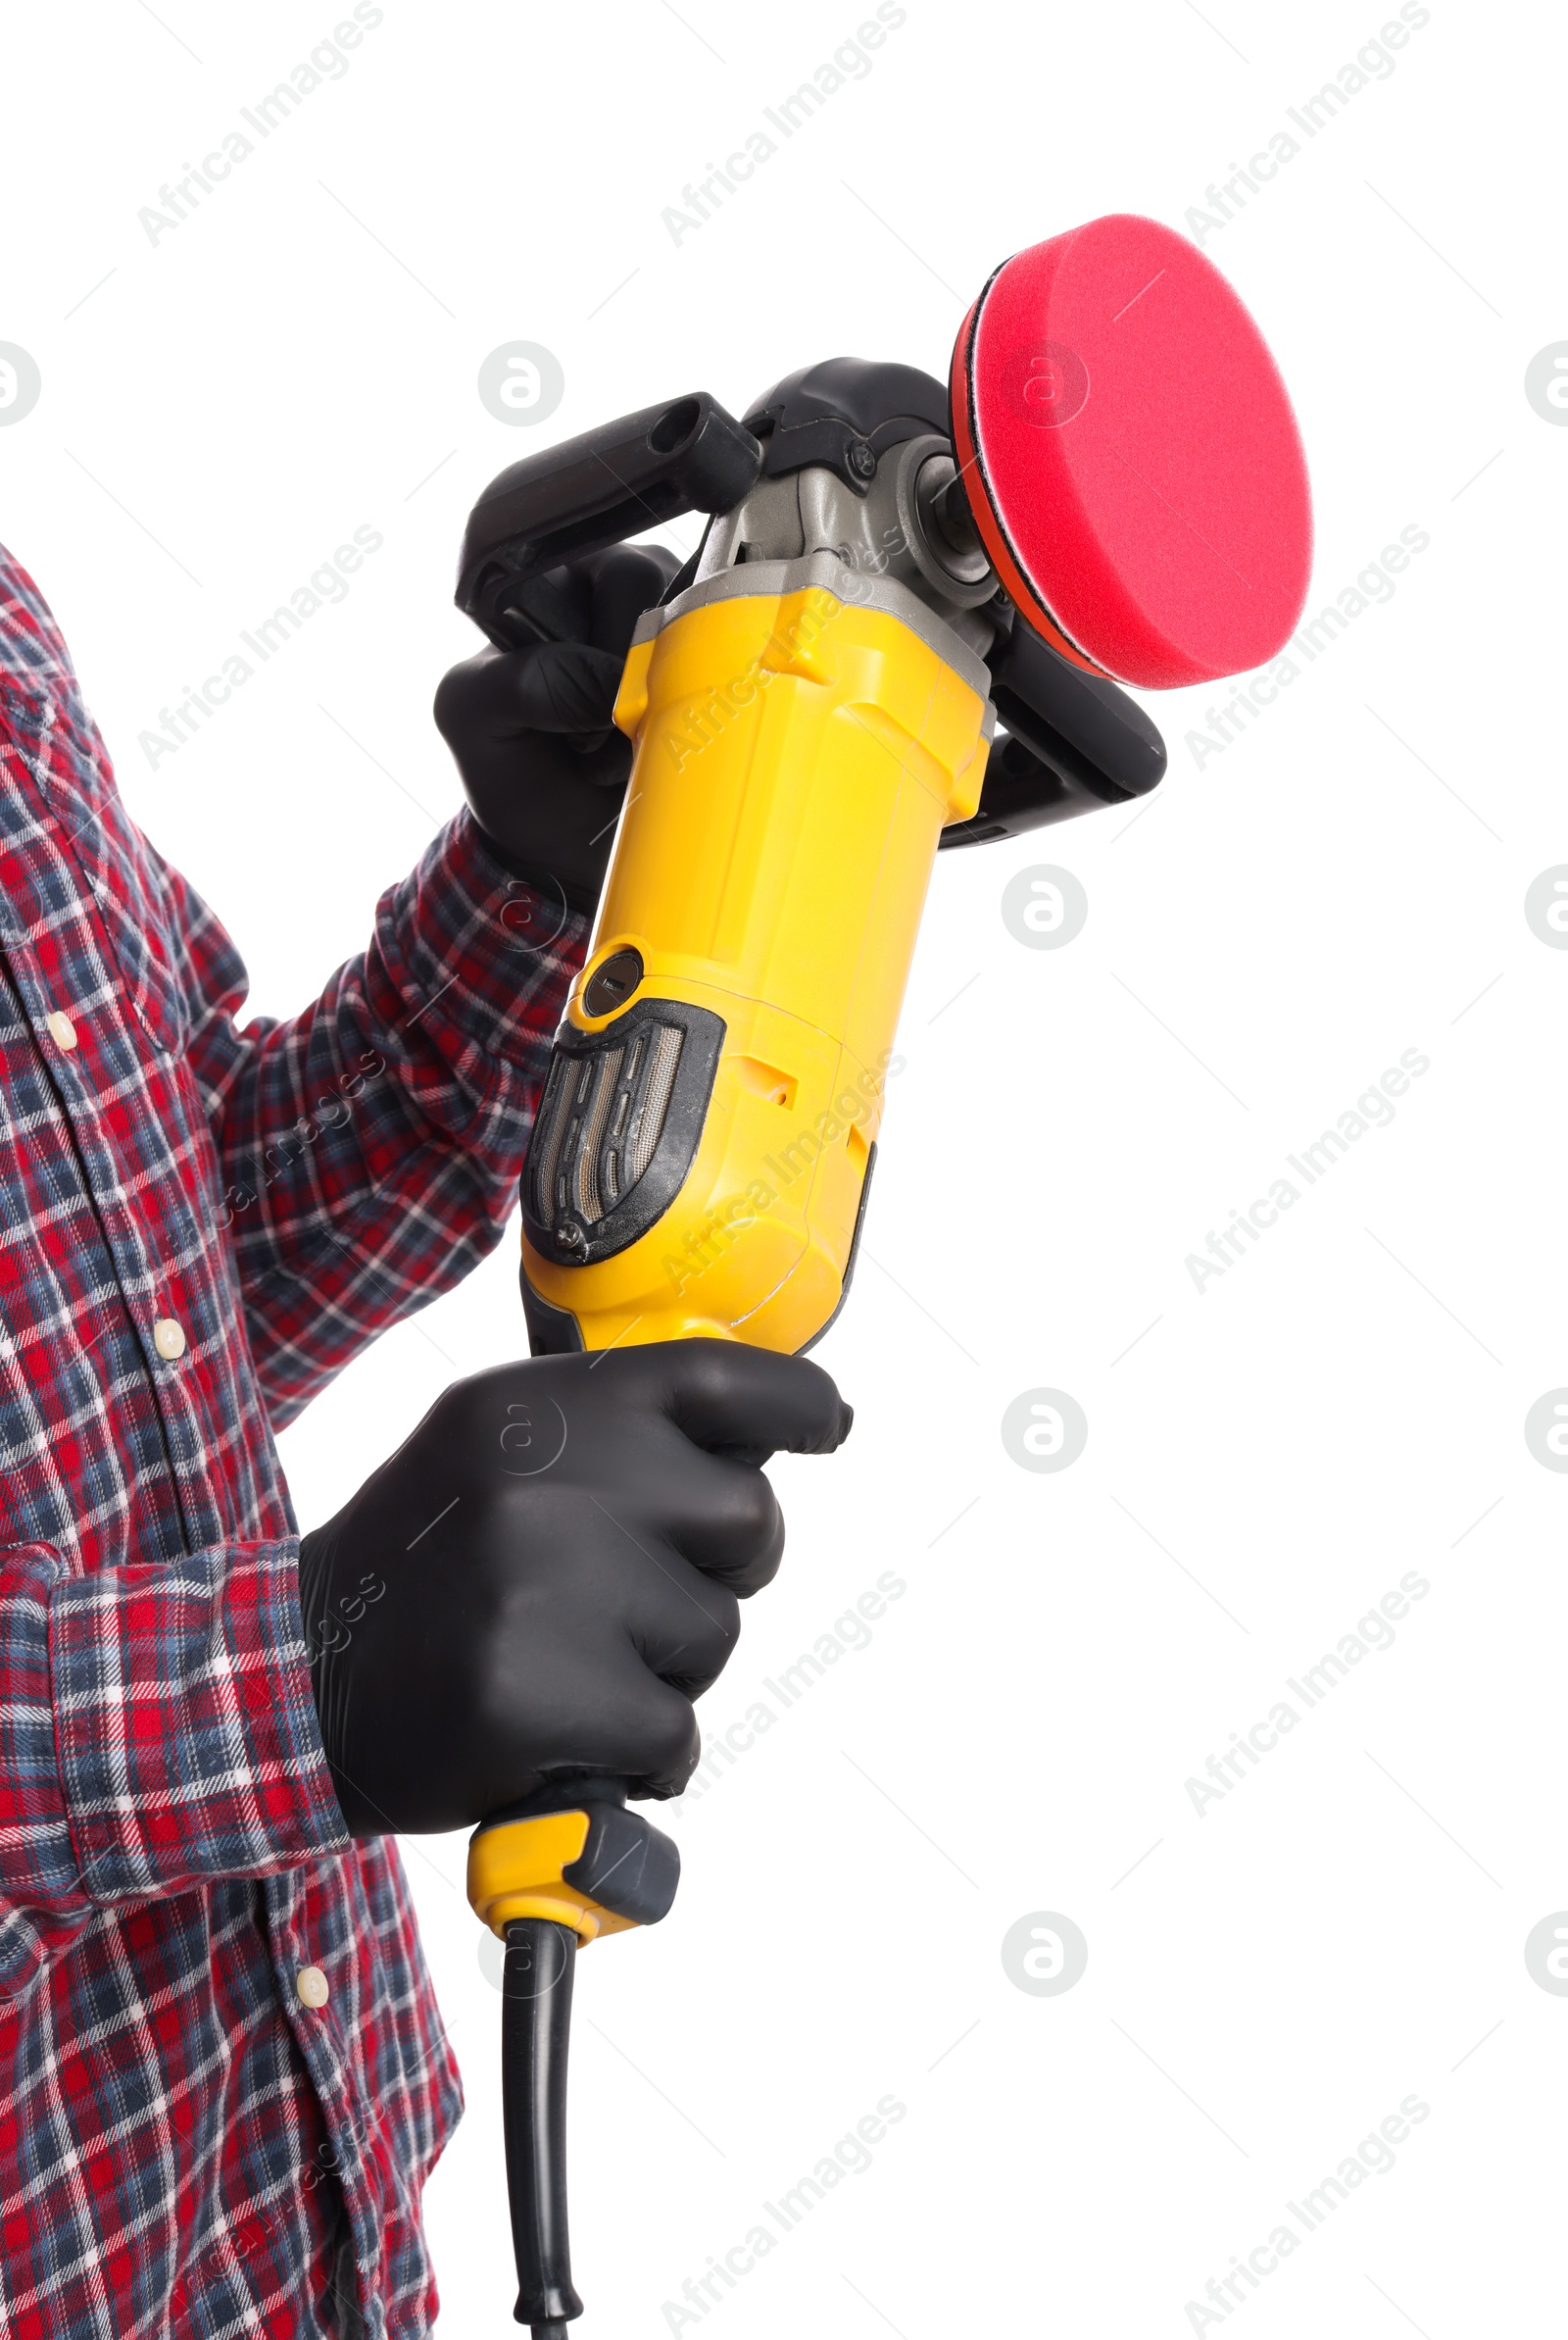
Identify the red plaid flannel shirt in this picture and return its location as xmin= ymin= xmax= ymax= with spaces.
xmin=0 ymin=547 xmax=586 ymax=2337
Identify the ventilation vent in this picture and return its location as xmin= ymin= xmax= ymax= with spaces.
xmin=521 ymin=1001 xmax=725 ymax=1264
xmin=532 ymin=1025 xmax=683 ymax=1231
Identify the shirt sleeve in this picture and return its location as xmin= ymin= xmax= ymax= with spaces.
xmin=160 ymin=813 xmax=589 ymax=1429
xmin=0 ymin=1538 xmax=348 ymax=2004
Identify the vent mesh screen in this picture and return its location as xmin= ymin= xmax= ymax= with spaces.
xmin=627 ymin=1024 xmax=684 ymax=1185
xmin=528 ymin=1022 xmax=687 ymax=1234
xmin=568 ymin=1046 xmax=624 ymax=1222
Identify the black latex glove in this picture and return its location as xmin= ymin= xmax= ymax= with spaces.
xmin=297 ymin=1340 xmax=853 ymax=1837
xmin=433 ymin=543 xmax=682 ymax=914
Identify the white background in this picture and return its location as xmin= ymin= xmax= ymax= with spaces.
xmin=2 ymin=1 xmax=1564 ymax=2333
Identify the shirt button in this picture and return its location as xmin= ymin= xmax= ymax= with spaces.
xmin=152 ymin=1317 xmax=187 ymax=1361
xmin=296 ymin=1966 xmax=330 ymax=2009
xmin=45 ymin=1010 xmax=77 ymax=1051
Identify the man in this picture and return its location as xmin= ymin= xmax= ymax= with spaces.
xmin=0 ymin=541 xmax=849 ymax=2338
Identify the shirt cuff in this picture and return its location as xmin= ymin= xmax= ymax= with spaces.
xmin=47 ymin=1539 xmax=350 ymax=1905
xmin=0 ymin=1547 xmax=80 ymax=1994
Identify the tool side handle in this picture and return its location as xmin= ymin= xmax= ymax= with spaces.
xmin=457 ymin=394 xmax=761 ymax=649
xmin=940 ymin=619 xmax=1168 ymax=848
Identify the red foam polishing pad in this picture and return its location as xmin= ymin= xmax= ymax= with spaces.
xmin=950 ymin=215 xmax=1312 ymax=689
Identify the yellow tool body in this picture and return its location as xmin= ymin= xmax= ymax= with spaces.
xmin=471 ymin=559 xmax=992 ymax=2340
xmin=519 ymin=554 xmax=993 ymax=1357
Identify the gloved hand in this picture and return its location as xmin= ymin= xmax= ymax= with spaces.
xmin=297 ymin=1340 xmax=852 ymax=1837
xmin=433 ymin=543 xmax=682 ymax=913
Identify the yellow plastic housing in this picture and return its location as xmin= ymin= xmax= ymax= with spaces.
xmin=466 ymin=1808 xmax=639 ymax=1945
xmin=521 ymin=575 xmax=990 ymax=1354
